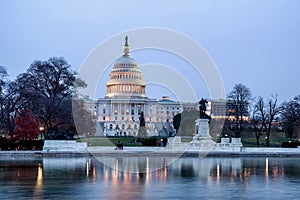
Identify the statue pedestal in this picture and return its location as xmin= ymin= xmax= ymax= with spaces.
xmin=190 ymin=119 xmax=215 ymax=150
xmin=166 ymin=136 xmax=189 ymax=152
xmin=221 ymin=137 xmax=230 ymax=144
xmin=168 ymin=136 xmax=182 ymax=145
xmin=231 ymin=138 xmax=243 ymax=151
xmin=194 ymin=119 xmax=212 ymax=139
xmin=215 ymin=137 xmax=243 ymax=152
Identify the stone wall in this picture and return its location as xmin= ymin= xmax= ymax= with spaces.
xmin=43 ymin=140 xmax=87 ymax=151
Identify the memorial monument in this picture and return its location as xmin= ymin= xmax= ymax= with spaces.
xmin=190 ymin=98 xmax=215 ymax=150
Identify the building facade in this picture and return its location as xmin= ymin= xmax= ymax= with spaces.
xmin=81 ymin=37 xmax=254 ymax=137
xmin=94 ymin=37 xmax=182 ymax=137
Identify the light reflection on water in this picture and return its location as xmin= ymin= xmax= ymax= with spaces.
xmin=0 ymin=156 xmax=300 ymax=199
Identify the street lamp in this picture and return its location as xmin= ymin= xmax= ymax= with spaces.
xmin=39 ymin=126 xmax=45 ymax=140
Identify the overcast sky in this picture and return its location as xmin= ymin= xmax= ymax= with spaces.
xmin=0 ymin=0 xmax=299 ymax=102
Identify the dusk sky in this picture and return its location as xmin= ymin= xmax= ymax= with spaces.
xmin=0 ymin=0 xmax=299 ymax=103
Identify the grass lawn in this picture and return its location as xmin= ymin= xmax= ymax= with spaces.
xmin=179 ymin=131 xmax=288 ymax=147
xmin=77 ymin=132 xmax=289 ymax=148
xmin=241 ymin=131 xmax=287 ymax=147
xmin=181 ymin=137 xmax=193 ymax=143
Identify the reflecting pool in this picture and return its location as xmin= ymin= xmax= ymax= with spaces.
xmin=0 ymin=156 xmax=300 ymax=199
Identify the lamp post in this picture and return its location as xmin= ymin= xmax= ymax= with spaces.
xmin=39 ymin=126 xmax=44 ymax=140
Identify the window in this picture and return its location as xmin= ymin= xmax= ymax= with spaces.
xmin=103 ymin=116 xmax=105 ymax=121
xmin=103 ymin=109 xmax=106 ymax=114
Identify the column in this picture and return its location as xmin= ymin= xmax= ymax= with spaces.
xmin=110 ymin=103 xmax=113 ymax=120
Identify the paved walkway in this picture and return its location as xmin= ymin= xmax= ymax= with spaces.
xmin=1 ymin=146 xmax=300 ymax=158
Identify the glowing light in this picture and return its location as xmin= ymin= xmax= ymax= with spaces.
xmin=86 ymin=159 xmax=91 ymax=177
xmin=34 ymin=163 xmax=43 ymax=198
xmin=216 ymin=164 xmax=220 ymax=184
xmin=265 ymin=158 xmax=269 ymax=178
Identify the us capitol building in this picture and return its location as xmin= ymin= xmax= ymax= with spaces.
xmin=84 ymin=37 xmax=187 ymax=137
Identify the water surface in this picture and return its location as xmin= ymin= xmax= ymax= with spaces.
xmin=0 ymin=156 xmax=299 ymax=199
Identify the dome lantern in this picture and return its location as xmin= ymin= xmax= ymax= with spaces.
xmin=105 ymin=36 xmax=146 ymax=99
xmin=123 ymin=36 xmax=130 ymax=56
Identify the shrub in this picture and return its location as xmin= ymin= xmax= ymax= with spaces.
xmin=45 ymin=129 xmax=75 ymax=140
xmin=281 ymin=140 xmax=300 ymax=148
xmin=141 ymin=137 xmax=167 ymax=146
xmin=1 ymin=139 xmax=44 ymax=150
xmin=0 ymin=137 xmax=9 ymax=150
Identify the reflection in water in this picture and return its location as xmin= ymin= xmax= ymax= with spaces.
xmin=265 ymin=157 xmax=269 ymax=178
xmin=0 ymin=157 xmax=300 ymax=199
xmin=216 ymin=164 xmax=220 ymax=184
xmin=33 ymin=163 xmax=43 ymax=198
xmin=95 ymin=156 xmax=176 ymax=173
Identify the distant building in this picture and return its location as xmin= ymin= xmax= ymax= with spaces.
xmin=88 ymin=37 xmax=182 ymax=136
xmin=210 ymin=99 xmax=249 ymax=121
xmin=83 ymin=37 xmax=252 ymax=137
xmin=210 ymin=99 xmax=227 ymax=119
xmin=182 ymin=102 xmax=198 ymax=111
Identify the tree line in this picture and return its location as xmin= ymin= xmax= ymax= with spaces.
xmin=223 ymin=83 xmax=299 ymax=147
xmin=1 ymin=57 xmax=299 ymax=148
xmin=172 ymin=83 xmax=299 ymax=147
xmin=0 ymin=57 xmax=95 ymax=144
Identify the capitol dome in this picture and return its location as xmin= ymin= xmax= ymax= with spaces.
xmin=105 ymin=36 xmax=146 ymax=98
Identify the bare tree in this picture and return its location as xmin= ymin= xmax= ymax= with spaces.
xmin=227 ymin=84 xmax=252 ymax=136
xmin=72 ymin=99 xmax=96 ymax=136
xmin=0 ymin=66 xmax=9 ymax=134
xmin=252 ymin=97 xmax=266 ymax=147
xmin=14 ymin=57 xmax=86 ymax=136
xmin=281 ymin=95 xmax=300 ymax=139
xmin=264 ymin=95 xmax=282 ymax=147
